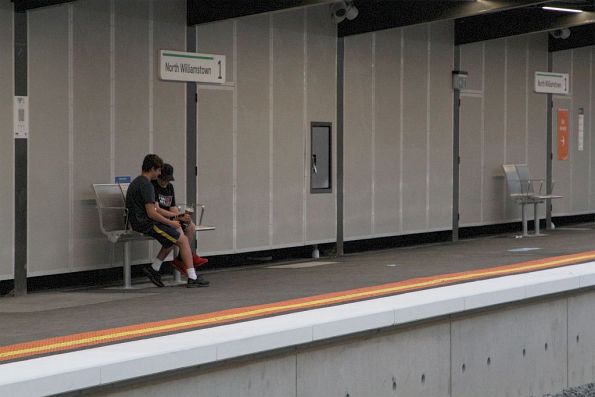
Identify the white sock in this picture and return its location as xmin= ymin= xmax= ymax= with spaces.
xmin=151 ymin=258 xmax=163 ymax=272
xmin=187 ymin=267 xmax=197 ymax=280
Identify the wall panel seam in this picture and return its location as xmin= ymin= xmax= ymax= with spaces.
xmin=481 ymin=42 xmax=485 ymax=224
xmin=269 ymin=14 xmax=274 ymax=247
xmin=68 ymin=3 xmax=74 ymax=270
xmin=503 ymin=38 xmax=509 ymax=214
xmin=302 ymin=10 xmax=307 ymax=243
xmin=589 ymin=48 xmax=593 ymax=209
xmin=426 ymin=24 xmax=431 ymax=229
xmin=232 ymin=20 xmax=238 ymax=251
xmin=371 ymin=32 xmax=376 ymax=235
xmin=109 ymin=0 xmax=115 ymax=181
xmin=399 ymin=29 xmax=404 ymax=233
xmin=148 ymin=0 xmax=154 ymax=153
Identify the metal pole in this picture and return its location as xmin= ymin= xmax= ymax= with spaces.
xmin=336 ymin=36 xmax=344 ymax=256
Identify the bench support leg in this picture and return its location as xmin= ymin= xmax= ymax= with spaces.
xmin=534 ymin=202 xmax=540 ymax=235
xmin=312 ymin=244 xmax=320 ymax=259
xmin=521 ymin=203 xmax=528 ymax=237
xmin=123 ymin=241 xmax=132 ymax=289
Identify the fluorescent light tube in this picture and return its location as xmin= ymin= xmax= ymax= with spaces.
xmin=542 ymin=6 xmax=583 ymax=13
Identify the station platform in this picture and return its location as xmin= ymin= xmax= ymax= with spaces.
xmin=2 ymin=223 xmax=595 ymax=396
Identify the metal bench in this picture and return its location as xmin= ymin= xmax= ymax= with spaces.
xmin=502 ymin=164 xmax=563 ymax=237
xmin=94 ymin=183 xmax=215 ymax=288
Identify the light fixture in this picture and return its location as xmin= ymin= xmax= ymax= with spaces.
xmin=331 ymin=1 xmax=359 ymax=24
xmin=542 ymin=6 xmax=583 ymax=13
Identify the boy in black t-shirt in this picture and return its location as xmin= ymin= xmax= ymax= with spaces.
xmin=151 ymin=163 xmax=209 ymax=275
xmin=126 ymin=154 xmax=209 ymax=288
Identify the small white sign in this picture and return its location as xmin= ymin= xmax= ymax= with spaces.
xmin=13 ymin=96 xmax=28 ymax=139
xmin=534 ymin=72 xmax=569 ymax=94
xmin=578 ymin=111 xmax=584 ymax=151
xmin=159 ymin=50 xmax=225 ymax=84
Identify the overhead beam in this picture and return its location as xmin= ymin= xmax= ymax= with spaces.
xmin=338 ymin=0 xmax=554 ymax=37
xmin=456 ymin=7 xmax=595 ymax=45
xmin=12 ymin=0 xmax=74 ymax=12
xmin=187 ymin=0 xmax=334 ymax=26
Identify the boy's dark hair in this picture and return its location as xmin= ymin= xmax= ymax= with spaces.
xmin=142 ymin=154 xmax=163 ymax=172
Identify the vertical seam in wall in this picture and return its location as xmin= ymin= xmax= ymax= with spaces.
xmin=426 ymin=24 xmax=431 ymax=230
xmin=525 ymin=40 xmax=530 ymax=165
xmin=232 ymin=20 xmax=238 ymax=252
xmin=589 ymin=48 xmax=593 ymax=208
xmin=26 ymin=11 xmax=30 ymax=274
xmin=302 ymin=10 xmax=308 ymax=243
xmin=11 ymin=4 xmax=14 ymax=278
xmin=148 ymin=1 xmax=154 ymax=153
xmin=269 ymin=15 xmax=274 ymax=248
xmin=399 ymin=28 xmax=404 ymax=233
xmin=371 ymin=33 xmax=376 ymax=235
xmin=570 ymin=50 xmax=574 ymax=210
xmin=566 ymin=296 xmax=569 ymax=388
xmin=110 ymin=0 xmax=115 ymax=181
xmin=68 ymin=3 xmax=74 ymax=270
xmin=503 ymin=39 xmax=508 ymax=215
xmin=481 ymin=42 xmax=485 ymax=224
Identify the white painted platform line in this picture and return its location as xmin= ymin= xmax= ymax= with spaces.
xmin=3 ymin=261 xmax=595 ymax=397
xmin=267 ymin=261 xmax=339 ymax=269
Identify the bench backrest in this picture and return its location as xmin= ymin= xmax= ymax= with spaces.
xmin=93 ymin=184 xmax=128 ymax=234
xmin=514 ymin=164 xmax=534 ymax=195
xmin=502 ymin=164 xmax=523 ymax=196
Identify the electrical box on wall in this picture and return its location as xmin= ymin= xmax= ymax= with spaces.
xmin=452 ymin=71 xmax=468 ymax=91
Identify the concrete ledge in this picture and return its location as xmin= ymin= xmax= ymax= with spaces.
xmin=2 ymin=262 xmax=595 ymax=397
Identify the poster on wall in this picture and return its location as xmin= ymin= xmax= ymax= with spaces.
xmin=578 ymin=108 xmax=584 ymax=152
xmin=557 ymin=108 xmax=569 ymax=161
xmin=13 ymin=96 xmax=28 ymax=139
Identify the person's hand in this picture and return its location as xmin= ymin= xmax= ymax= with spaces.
xmin=181 ymin=213 xmax=192 ymax=222
xmin=169 ymin=220 xmax=181 ymax=229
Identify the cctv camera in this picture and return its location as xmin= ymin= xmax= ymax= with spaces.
xmin=331 ymin=1 xmax=358 ymax=24
xmin=551 ymin=28 xmax=571 ymax=39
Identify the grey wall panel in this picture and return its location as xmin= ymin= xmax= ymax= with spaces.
xmin=153 ymin=0 xmax=186 ymax=201
xmin=272 ymin=10 xmax=305 ymax=246
xmin=305 ymin=5 xmax=336 ymax=243
xmin=28 ymin=6 xmax=71 ymax=274
xmin=482 ymin=39 xmax=506 ymax=223
xmin=197 ymin=89 xmax=236 ymax=254
xmin=196 ymin=20 xmax=234 ymax=84
xmin=552 ymin=50 xmax=572 ymax=214
xmin=236 ymin=15 xmax=270 ymax=250
xmin=402 ymin=25 xmax=429 ymax=232
xmin=297 ymin=322 xmax=451 ymax=396
xmin=0 ymin=0 xmax=12 ymax=279
xmin=373 ymin=28 xmax=401 ymax=235
xmin=114 ymin=0 xmax=149 ymax=178
xmin=570 ymin=47 xmax=591 ymax=213
xmin=72 ymin=0 xmax=112 ymax=269
xmin=505 ymin=36 xmax=528 ymax=166
xmin=451 ymin=301 xmax=567 ymax=397
xmin=568 ymin=290 xmax=595 ymax=387
xmin=460 ymin=41 xmax=483 ymax=92
xmin=344 ymin=33 xmax=373 ymax=239
xmin=428 ymin=21 xmax=454 ymax=229
xmin=459 ymin=97 xmax=483 ymax=225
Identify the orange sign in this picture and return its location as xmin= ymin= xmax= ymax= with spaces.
xmin=557 ymin=108 xmax=569 ymax=160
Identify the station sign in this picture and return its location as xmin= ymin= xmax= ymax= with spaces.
xmin=534 ymin=72 xmax=569 ymax=95
xmin=159 ymin=50 xmax=226 ymax=84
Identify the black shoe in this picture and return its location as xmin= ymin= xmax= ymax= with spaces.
xmin=143 ymin=266 xmax=165 ymax=287
xmin=187 ymin=275 xmax=210 ymax=288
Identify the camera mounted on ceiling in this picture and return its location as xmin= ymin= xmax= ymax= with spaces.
xmin=331 ymin=0 xmax=359 ymax=24
xmin=550 ymin=28 xmax=571 ymax=39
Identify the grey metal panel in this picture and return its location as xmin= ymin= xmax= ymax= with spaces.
xmin=197 ymin=89 xmax=235 ymax=254
xmin=153 ymin=0 xmax=186 ymax=201
xmin=451 ymin=301 xmax=567 ymax=397
xmin=552 ymin=50 xmax=572 ymax=214
xmin=0 ymin=0 xmax=12 ymax=279
xmin=71 ymin=0 xmax=112 ymax=269
xmin=505 ymin=36 xmax=528 ymax=166
xmin=459 ymin=97 xmax=483 ymax=225
xmin=114 ymin=0 xmax=149 ymax=178
xmin=570 ymin=46 xmax=591 ymax=213
xmin=305 ymin=5 xmax=336 ymax=243
xmin=428 ymin=21 xmax=454 ymax=230
xmin=28 ymin=5 xmax=70 ymax=274
xmin=482 ymin=39 xmax=507 ymax=223
xmin=344 ymin=32 xmax=373 ymax=239
xmin=460 ymin=41 xmax=483 ymax=92
xmin=402 ymin=24 xmax=429 ymax=232
xmin=236 ymin=14 xmax=270 ymax=250
xmin=373 ymin=28 xmax=401 ymax=236
xmin=297 ymin=322 xmax=451 ymax=397
xmin=272 ymin=10 xmax=305 ymax=246
xmin=196 ymin=19 xmax=234 ymax=84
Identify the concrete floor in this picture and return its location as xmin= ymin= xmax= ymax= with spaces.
xmin=1 ymin=224 xmax=595 ymax=348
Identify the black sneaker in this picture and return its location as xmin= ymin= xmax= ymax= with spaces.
xmin=187 ymin=275 xmax=210 ymax=288
xmin=143 ymin=266 xmax=165 ymax=287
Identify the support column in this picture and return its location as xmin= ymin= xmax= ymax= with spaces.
xmin=546 ymin=53 xmax=553 ymax=229
xmin=336 ymin=37 xmax=344 ymax=256
xmin=452 ymin=46 xmax=461 ymax=242
xmin=14 ymin=9 xmax=27 ymax=296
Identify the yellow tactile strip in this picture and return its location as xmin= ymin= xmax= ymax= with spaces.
xmin=2 ymin=250 xmax=595 ymax=363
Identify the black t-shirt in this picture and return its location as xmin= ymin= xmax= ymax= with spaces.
xmin=126 ymin=175 xmax=156 ymax=233
xmin=152 ymin=180 xmax=176 ymax=211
